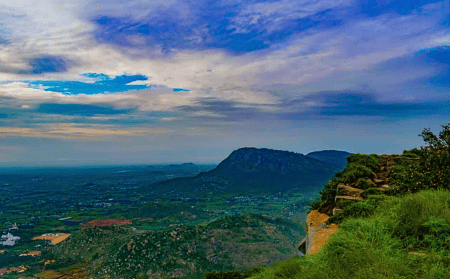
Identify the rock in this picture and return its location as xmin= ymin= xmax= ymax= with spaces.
xmin=337 ymin=184 xmax=364 ymax=197
xmin=335 ymin=195 xmax=364 ymax=201
xmin=332 ymin=208 xmax=343 ymax=215
xmin=367 ymin=178 xmax=377 ymax=187
xmin=305 ymin=210 xmax=339 ymax=256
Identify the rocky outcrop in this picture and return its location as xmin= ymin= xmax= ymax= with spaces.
xmin=300 ymin=155 xmax=399 ymax=255
xmin=331 ymin=155 xmax=397 ymax=215
xmin=300 ymin=210 xmax=338 ymax=255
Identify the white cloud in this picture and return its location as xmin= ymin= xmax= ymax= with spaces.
xmin=230 ymin=0 xmax=352 ymax=33
xmin=0 ymin=0 xmax=448 ymax=117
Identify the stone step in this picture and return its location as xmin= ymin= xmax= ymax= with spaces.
xmin=335 ymin=195 xmax=364 ymax=201
xmin=337 ymin=184 xmax=364 ymax=196
xmin=332 ymin=208 xmax=343 ymax=215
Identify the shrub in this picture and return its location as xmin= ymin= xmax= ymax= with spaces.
xmin=361 ymin=188 xmax=383 ymax=199
xmin=345 ymin=154 xmax=382 ymax=172
xmin=338 ymin=164 xmax=373 ymax=184
xmin=355 ymin=178 xmax=371 ymax=190
xmin=390 ymin=123 xmax=450 ymax=195
xmin=419 ymin=216 xmax=450 ymax=254
xmin=375 ymin=189 xmax=450 ymax=241
xmin=402 ymin=148 xmax=421 ymax=158
xmin=203 ymin=271 xmax=243 ymax=279
xmin=309 ymin=179 xmax=339 ymax=211
xmin=241 ymin=267 xmax=265 ymax=277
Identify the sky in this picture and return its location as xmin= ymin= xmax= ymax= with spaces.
xmin=0 ymin=0 xmax=449 ymax=167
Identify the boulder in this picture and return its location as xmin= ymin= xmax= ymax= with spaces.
xmin=336 ymin=184 xmax=364 ymax=197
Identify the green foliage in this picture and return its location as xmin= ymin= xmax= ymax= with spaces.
xmin=375 ymin=189 xmax=450 ymax=245
xmin=419 ymin=216 xmax=450 ymax=254
xmin=309 ymin=179 xmax=339 ymax=211
xmin=345 ymin=154 xmax=382 ymax=172
xmin=337 ymin=164 xmax=373 ymax=184
xmin=328 ymin=196 xmax=388 ymax=224
xmin=355 ymin=178 xmax=371 ymax=190
xmin=402 ymin=148 xmax=421 ymax=158
xmin=203 ymin=267 xmax=265 ymax=279
xmin=242 ymin=267 xmax=266 ymax=277
xmin=204 ymin=271 xmax=243 ymax=279
xmin=360 ymin=188 xmax=383 ymax=199
xmin=389 ymin=123 xmax=450 ymax=195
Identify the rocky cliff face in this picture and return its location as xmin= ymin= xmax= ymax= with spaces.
xmin=299 ymin=210 xmax=338 ymax=255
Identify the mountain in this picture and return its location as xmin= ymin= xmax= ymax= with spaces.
xmin=147 ymin=148 xmax=342 ymax=196
xmin=306 ymin=150 xmax=352 ymax=170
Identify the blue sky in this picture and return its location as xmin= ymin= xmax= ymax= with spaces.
xmin=0 ymin=0 xmax=449 ymax=166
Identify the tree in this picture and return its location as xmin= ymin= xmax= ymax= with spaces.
xmin=389 ymin=123 xmax=450 ymax=194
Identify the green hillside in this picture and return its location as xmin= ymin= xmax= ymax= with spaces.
xmin=50 ymin=214 xmax=303 ymax=278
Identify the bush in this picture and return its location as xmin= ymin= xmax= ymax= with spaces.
xmin=390 ymin=123 xmax=450 ymax=195
xmin=355 ymin=178 xmax=371 ymax=190
xmin=309 ymin=179 xmax=339 ymax=211
xmin=338 ymin=164 xmax=373 ymax=184
xmin=361 ymin=188 xmax=383 ymax=199
xmin=346 ymin=154 xmax=382 ymax=172
xmin=376 ymin=189 xmax=450 ymax=241
xmin=203 ymin=267 xmax=265 ymax=279
xmin=419 ymin=216 xmax=450 ymax=254
xmin=402 ymin=148 xmax=421 ymax=158
xmin=203 ymin=271 xmax=243 ymax=279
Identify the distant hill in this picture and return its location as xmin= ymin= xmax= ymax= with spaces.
xmin=146 ymin=163 xmax=215 ymax=176
xmin=147 ymin=148 xmax=342 ymax=196
xmin=306 ymin=150 xmax=352 ymax=170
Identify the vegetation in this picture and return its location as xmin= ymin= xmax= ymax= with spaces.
xmin=203 ymin=267 xmax=265 ymax=279
xmin=387 ymin=123 xmax=450 ymax=195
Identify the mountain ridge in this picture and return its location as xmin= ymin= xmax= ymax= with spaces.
xmin=145 ymin=147 xmax=348 ymax=196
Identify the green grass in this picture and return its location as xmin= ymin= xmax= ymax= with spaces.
xmin=250 ymin=189 xmax=450 ymax=279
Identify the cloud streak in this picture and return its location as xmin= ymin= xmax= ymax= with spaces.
xmin=0 ymin=124 xmax=171 ymax=140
